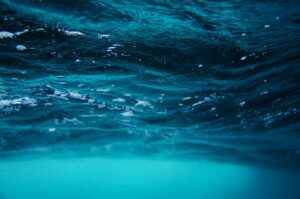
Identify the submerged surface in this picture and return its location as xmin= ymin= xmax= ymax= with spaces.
xmin=0 ymin=0 xmax=300 ymax=198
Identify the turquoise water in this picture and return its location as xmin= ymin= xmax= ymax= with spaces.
xmin=1 ymin=157 xmax=300 ymax=199
xmin=1 ymin=0 xmax=300 ymax=198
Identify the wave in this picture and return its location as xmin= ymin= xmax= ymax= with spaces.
xmin=0 ymin=0 xmax=300 ymax=169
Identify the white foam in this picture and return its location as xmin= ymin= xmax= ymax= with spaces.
xmin=182 ymin=97 xmax=192 ymax=101
xmin=35 ymin=28 xmax=45 ymax=32
xmin=260 ymin=91 xmax=269 ymax=95
xmin=88 ymin=99 xmax=96 ymax=103
xmin=14 ymin=29 xmax=29 ymax=36
xmin=98 ymin=34 xmax=110 ymax=39
xmin=64 ymin=30 xmax=85 ymax=36
xmin=0 ymin=31 xmax=14 ymax=39
xmin=135 ymin=100 xmax=151 ymax=107
xmin=108 ymin=47 xmax=116 ymax=50
xmin=54 ymin=90 xmax=63 ymax=95
xmin=112 ymin=98 xmax=126 ymax=103
xmin=192 ymin=100 xmax=206 ymax=107
xmin=98 ymin=103 xmax=106 ymax=109
xmin=240 ymin=101 xmax=246 ymax=107
xmin=121 ymin=110 xmax=134 ymax=117
xmin=240 ymin=56 xmax=247 ymax=61
xmin=0 ymin=97 xmax=37 ymax=109
xmin=48 ymin=128 xmax=56 ymax=132
xmin=96 ymin=88 xmax=110 ymax=92
xmin=16 ymin=45 xmax=27 ymax=51
xmin=69 ymin=91 xmax=86 ymax=100
xmin=81 ymin=114 xmax=105 ymax=118
xmin=210 ymin=107 xmax=217 ymax=111
xmin=61 ymin=117 xmax=84 ymax=125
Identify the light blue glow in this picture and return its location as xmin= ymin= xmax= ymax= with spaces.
xmin=0 ymin=157 xmax=299 ymax=199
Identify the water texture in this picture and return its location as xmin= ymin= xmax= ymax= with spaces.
xmin=1 ymin=1 xmax=300 ymax=199
xmin=0 ymin=0 xmax=300 ymax=169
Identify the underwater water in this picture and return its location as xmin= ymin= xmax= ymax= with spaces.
xmin=0 ymin=0 xmax=300 ymax=198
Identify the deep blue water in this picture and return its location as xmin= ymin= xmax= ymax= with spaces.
xmin=0 ymin=0 xmax=300 ymax=198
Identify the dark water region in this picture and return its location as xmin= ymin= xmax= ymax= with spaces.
xmin=0 ymin=0 xmax=300 ymax=198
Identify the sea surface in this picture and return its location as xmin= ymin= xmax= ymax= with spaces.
xmin=0 ymin=0 xmax=300 ymax=198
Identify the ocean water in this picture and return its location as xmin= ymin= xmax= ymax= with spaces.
xmin=0 ymin=0 xmax=300 ymax=198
